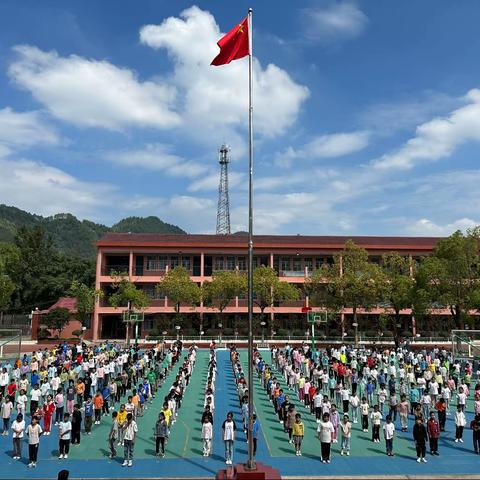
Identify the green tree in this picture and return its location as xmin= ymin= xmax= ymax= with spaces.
xmin=414 ymin=229 xmax=480 ymax=330
xmin=381 ymin=252 xmax=415 ymax=346
xmin=69 ymin=280 xmax=103 ymax=328
xmin=156 ymin=266 xmax=201 ymax=331
xmin=252 ymin=265 xmax=300 ymax=334
xmin=309 ymin=240 xmax=384 ymax=339
xmin=109 ymin=272 xmax=150 ymax=344
xmin=0 ymin=266 xmax=15 ymax=319
xmin=44 ymin=307 xmax=70 ymax=338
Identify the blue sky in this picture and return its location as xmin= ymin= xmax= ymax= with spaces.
xmin=1 ymin=0 xmax=480 ymax=236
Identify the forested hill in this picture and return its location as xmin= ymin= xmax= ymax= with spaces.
xmin=0 ymin=205 xmax=186 ymax=258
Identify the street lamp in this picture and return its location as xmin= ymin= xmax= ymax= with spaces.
xmin=200 ymin=330 xmax=204 ymax=342
xmin=161 ymin=331 xmax=167 ymax=356
xmin=175 ymin=325 xmax=181 ymax=341
xmin=218 ymin=323 xmax=223 ymax=344
xmin=260 ymin=321 xmax=266 ymax=345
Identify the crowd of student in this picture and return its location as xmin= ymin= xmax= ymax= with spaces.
xmin=0 ymin=340 xmax=185 ymax=468
xmin=249 ymin=343 xmax=480 ymax=462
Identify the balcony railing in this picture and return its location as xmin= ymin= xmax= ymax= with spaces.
xmin=102 ymin=265 xmax=129 ymax=276
xmin=281 ymin=270 xmax=305 ymax=277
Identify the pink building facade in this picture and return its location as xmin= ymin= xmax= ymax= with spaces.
xmin=92 ymin=233 xmax=444 ymax=341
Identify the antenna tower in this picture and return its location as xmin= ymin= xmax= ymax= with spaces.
xmin=216 ymin=144 xmax=231 ymax=235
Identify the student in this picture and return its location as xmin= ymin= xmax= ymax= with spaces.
xmin=30 ymin=384 xmax=41 ymax=417
xmin=330 ymin=404 xmax=340 ymax=443
xmin=383 ymin=415 xmax=395 ymax=457
xmin=84 ymin=396 xmax=94 ymax=434
xmin=222 ymin=412 xmax=237 ymax=465
xmin=117 ymin=404 xmax=127 ymax=445
xmin=94 ymin=391 xmax=104 ymax=425
xmin=370 ymin=405 xmax=382 ymax=443
xmin=42 ymin=395 xmax=55 ymax=435
xmin=55 ymin=388 xmax=64 ymax=425
xmin=349 ymin=392 xmax=359 ymax=424
xmin=435 ymin=398 xmax=447 ymax=432
xmin=317 ymin=412 xmax=334 ymax=464
xmin=397 ymin=394 xmax=409 ymax=432
xmin=154 ymin=412 xmax=169 ymax=457
xmin=108 ymin=411 xmax=119 ymax=458
xmin=1 ymin=395 xmax=13 ymax=435
xmin=11 ymin=413 xmax=25 ymax=460
xmin=455 ymin=404 xmax=466 ymax=443
xmin=71 ymin=404 xmax=82 ymax=445
xmin=16 ymin=389 xmax=27 ymax=417
xmin=340 ymin=414 xmax=351 ymax=456
xmin=413 ymin=417 xmax=428 ymax=463
xmin=292 ymin=413 xmax=304 ymax=456
xmin=457 ymin=386 xmax=467 ymax=412
xmin=427 ymin=411 xmax=440 ymax=455
xmin=122 ymin=412 xmax=138 ymax=467
xmin=58 ymin=413 xmax=72 ymax=459
xmin=470 ymin=413 xmax=480 ymax=455
xmin=202 ymin=415 xmax=213 ymax=457
xmin=27 ymin=416 xmax=43 ymax=468
xmin=360 ymin=397 xmax=369 ymax=432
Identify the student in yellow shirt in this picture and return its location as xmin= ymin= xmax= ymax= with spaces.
xmin=116 ymin=404 xmax=127 ymax=446
xmin=292 ymin=413 xmax=304 ymax=456
xmin=161 ymin=402 xmax=172 ymax=426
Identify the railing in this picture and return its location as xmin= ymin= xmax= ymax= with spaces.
xmin=281 ymin=270 xmax=305 ymax=277
xmin=102 ymin=265 xmax=129 ymax=276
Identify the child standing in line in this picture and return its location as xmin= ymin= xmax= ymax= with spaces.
xmin=154 ymin=412 xmax=169 ymax=457
xmin=27 ymin=416 xmax=42 ymax=468
xmin=292 ymin=413 xmax=304 ymax=456
xmin=413 ymin=417 xmax=428 ymax=463
xmin=42 ymin=395 xmax=55 ymax=435
xmin=84 ymin=396 xmax=93 ymax=435
xmin=16 ymin=389 xmax=27 ymax=418
xmin=58 ymin=413 xmax=71 ymax=459
xmin=71 ymin=404 xmax=82 ymax=445
xmin=371 ymin=405 xmax=382 ymax=443
xmin=252 ymin=414 xmax=260 ymax=456
xmin=398 ymin=394 xmax=409 ymax=432
xmin=11 ymin=413 xmax=25 ymax=459
xmin=54 ymin=388 xmax=64 ymax=425
xmin=1 ymin=395 xmax=13 ymax=435
xmin=330 ymin=404 xmax=340 ymax=443
xmin=349 ymin=392 xmax=359 ymax=424
xmin=455 ymin=404 xmax=466 ymax=443
xmin=383 ymin=415 xmax=395 ymax=457
xmin=360 ymin=397 xmax=369 ymax=432
xmin=427 ymin=411 xmax=440 ymax=455
xmin=202 ymin=416 xmax=213 ymax=457
xmin=108 ymin=411 xmax=119 ymax=458
xmin=317 ymin=412 xmax=334 ymax=464
xmin=340 ymin=414 xmax=351 ymax=456
xmin=94 ymin=391 xmax=104 ymax=425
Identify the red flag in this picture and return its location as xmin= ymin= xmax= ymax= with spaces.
xmin=211 ymin=16 xmax=249 ymax=66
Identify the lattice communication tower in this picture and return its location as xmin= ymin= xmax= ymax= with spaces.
xmin=216 ymin=144 xmax=231 ymax=235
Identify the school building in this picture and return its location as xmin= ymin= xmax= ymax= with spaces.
xmin=90 ymin=233 xmax=447 ymax=341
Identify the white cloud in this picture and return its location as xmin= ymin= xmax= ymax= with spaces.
xmin=105 ymin=144 xmax=205 ymax=178
xmin=274 ymin=131 xmax=369 ymax=167
xmin=9 ymin=45 xmax=180 ymax=130
xmin=373 ymin=89 xmax=480 ymax=170
xmin=0 ymin=107 xmax=60 ymax=147
xmin=406 ymin=218 xmax=478 ymax=236
xmin=301 ymin=2 xmax=369 ymax=44
xmin=187 ymin=170 xmax=244 ymax=192
xmin=0 ymin=156 xmax=115 ymax=220
xmin=140 ymin=6 xmax=309 ymax=144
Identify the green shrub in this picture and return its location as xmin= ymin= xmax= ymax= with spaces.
xmin=37 ymin=328 xmax=50 ymax=341
xmin=401 ymin=331 xmax=413 ymax=338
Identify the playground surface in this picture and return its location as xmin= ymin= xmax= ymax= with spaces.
xmin=0 ymin=349 xmax=478 ymax=479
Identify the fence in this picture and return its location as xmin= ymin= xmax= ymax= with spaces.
xmin=0 ymin=313 xmax=31 ymax=336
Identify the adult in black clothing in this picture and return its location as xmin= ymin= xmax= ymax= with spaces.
xmin=413 ymin=417 xmax=428 ymax=463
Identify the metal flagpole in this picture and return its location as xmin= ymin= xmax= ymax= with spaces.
xmin=246 ymin=6 xmax=256 ymax=471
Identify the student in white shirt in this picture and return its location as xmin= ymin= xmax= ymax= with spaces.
xmin=11 ymin=413 xmax=25 ymax=459
xmin=383 ymin=415 xmax=395 ymax=456
xmin=1 ymin=396 xmax=13 ymax=435
xmin=122 ymin=413 xmax=138 ymax=467
xmin=454 ymin=405 xmax=466 ymax=442
xmin=58 ymin=413 xmax=72 ymax=459
xmin=317 ymin=412 xmax=334 ymax=463
xmin=222 ymin=412 xmax=237 ymax=465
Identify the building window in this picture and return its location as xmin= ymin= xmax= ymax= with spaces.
xmin=237 ymin=256 xmax=246 ymax=271
xmin=170 ymin=256 xmax=179 ymax=269
xmin=146 ymin=256 xmax=157 ymax=271
xmin=252 ymin=257 xmax=259 ymax=269
xmin=273 ymin=256 xmax=279 ymax=274
xmin=304 ymin=258 xmax=313 ymax=270
xmin=144 ymin=286 xmax=164 ymax=300
xmin=144 ymin=316 xmax=154 ymax=331
xmin=281 ymin=257 xmax=291 ymax=272
xmin=182 ymin=256 xmax=191 ymax=270
xmin=158 ymin=256 xmax=167 ymax=270
xmin=226 ymin=256 xmax=235 ymax=270
xmin=215 ymin=256 xmax=224 ymax=271
xmin=293 ymin=258 xmax=302 ymax=272
xmin=315 ymin=257 xmax=324 ymax=270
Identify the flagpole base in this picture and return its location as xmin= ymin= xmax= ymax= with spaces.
xmin=216 ymin=462 xmax=281 ymax=480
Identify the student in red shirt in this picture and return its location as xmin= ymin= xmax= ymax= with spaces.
xmin=7 ymin=379 xmax=17 ymax=399
xmin=427 ymin=411 xmax=440 ymax=455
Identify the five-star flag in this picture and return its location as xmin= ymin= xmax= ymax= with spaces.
xmin=211 ymin=16 xmax=249 ymax=66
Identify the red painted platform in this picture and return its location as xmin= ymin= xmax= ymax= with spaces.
xmin=217 ymin=462 xmax=281 ymax=480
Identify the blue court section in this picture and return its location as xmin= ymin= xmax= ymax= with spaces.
xmin=0 ymin=349 xmax=478 ymax=479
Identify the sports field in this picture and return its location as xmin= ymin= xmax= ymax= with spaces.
xmin=0 ymin=349 xmax=478 ymax=479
